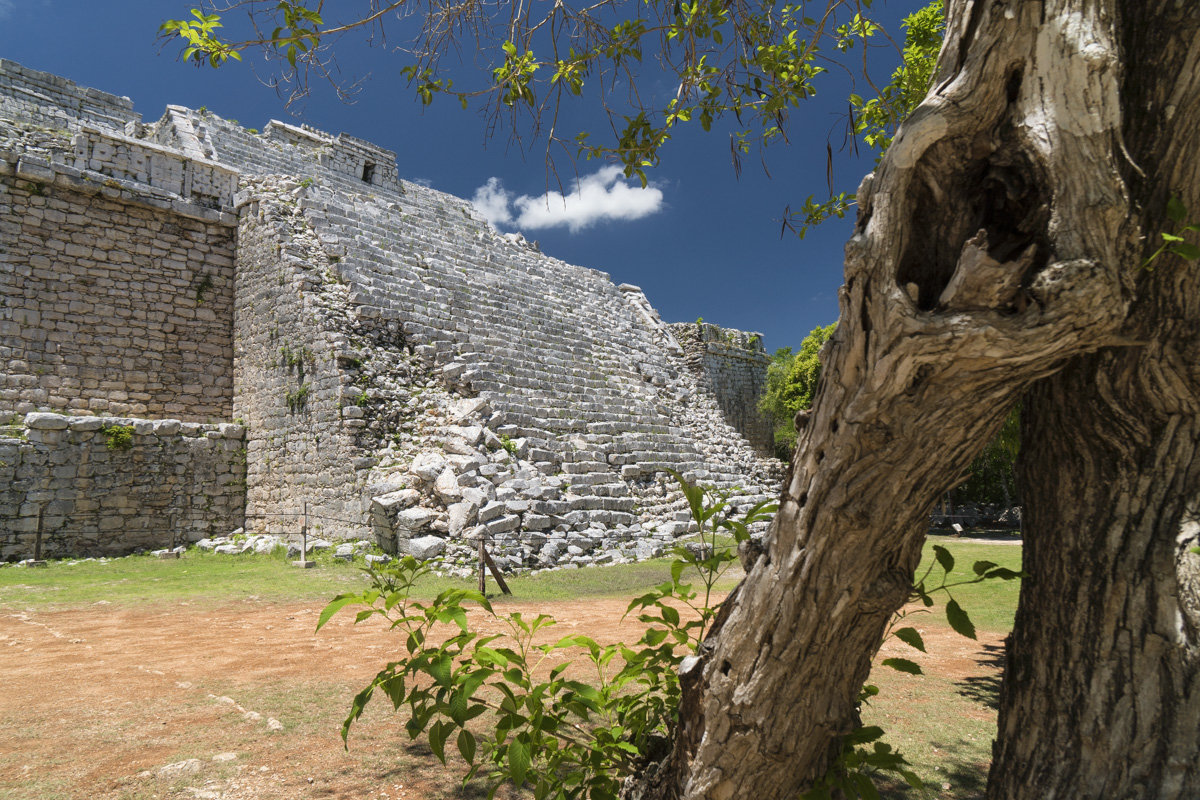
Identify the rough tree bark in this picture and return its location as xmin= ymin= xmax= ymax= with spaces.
xmin=989 ymin=3 xmax=1200 ymax=797
xmin=625 ymin=2 xmax=1199 ymax=798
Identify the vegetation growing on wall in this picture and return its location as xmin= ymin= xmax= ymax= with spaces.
xmin=101 ymin=424 xmax=134 ymax=451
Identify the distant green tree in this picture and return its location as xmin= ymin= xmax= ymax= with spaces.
xmin=953 ymin=405 xmax=1020 ymax=508
xmin=759 ymin=322 xmax=836 ymax=459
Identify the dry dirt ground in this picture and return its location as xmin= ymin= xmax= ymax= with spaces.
xmin=0 ymin=597 xmax=1002 ymax=800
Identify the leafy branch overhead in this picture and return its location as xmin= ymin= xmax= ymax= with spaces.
xmin=161 ymin=0 xmax=930 ymax=225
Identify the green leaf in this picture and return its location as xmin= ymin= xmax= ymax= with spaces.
xmin=945 ymin=599 xmax=977 ymax=640
xmin=881 ymin=657 xmax=923 ymax=675
xmin=668 ymin=468 xmax=706 ymax=525
xmin=316 ymin=593 xmax=360 ymax=631
xmin=341 ymin=684 xmax=374 ymax=745
xmin=660 ymin=604 xmax=680 ymax=627
xmin=457 ymin=728 xmax=477 ymax=763
xmin=429 ymin=654 xmax=453 ymax=686
xmin=1170 ymin=242 xmax=1200 ymax=260
xmin=508 ymin=736 xmax=531 ymax=786
xmin=475 ymin=647 xmax=509 ymax=668
xmin=932 ymin=544 xmax=955 ymax=574
xmin=892 ymin=626 xmax=926 ymax=652
xmin=380 ymin=673 xmax=406 ymax=709
xmin=449 ymin=688 xmax=469 ymax=725
xmin=984 ymin=567 xmax=1024 ymax=580
xmin=428 ymin=720 xmax=448 ymax=764
xmin=1167 ymin=195 xmax=1187 ymax=222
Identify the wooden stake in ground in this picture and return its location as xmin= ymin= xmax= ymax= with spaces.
xmin=292 ymin=503 xmax=314 ymax=569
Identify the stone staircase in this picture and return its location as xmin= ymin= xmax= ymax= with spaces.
xmin=273 ymin=178 xmax=782 ymax=561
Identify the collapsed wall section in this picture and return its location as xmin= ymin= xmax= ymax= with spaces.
xmin=0 ymin=413 xmax=245 ymax=559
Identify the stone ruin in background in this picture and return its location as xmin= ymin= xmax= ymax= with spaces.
xmin=0 ymin=59 xmax=783 ymax=572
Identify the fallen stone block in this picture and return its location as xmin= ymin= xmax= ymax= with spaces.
xmin=403 ymin=535 xmax=446 ymax=561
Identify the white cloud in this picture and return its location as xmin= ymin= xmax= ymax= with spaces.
xmin=471 ymin=166 xmax=664 ymax=233
xmin=471 ymin=177 xmax=514 ymax=227
xmin=0 ymin=0 xmax=15 ymax=20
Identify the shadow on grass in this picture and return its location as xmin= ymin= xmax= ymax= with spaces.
xmin=955 ymin=643 xmax=1005 ymax=711
xmin=877 ymin=737 xmax=991 ymax=799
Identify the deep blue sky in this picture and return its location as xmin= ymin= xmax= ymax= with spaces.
xmin=1 ymin=1 xmax=928 ymax=352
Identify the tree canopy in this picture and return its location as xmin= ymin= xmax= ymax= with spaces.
xmin=162 ymin=0 xmax=941 ymax=233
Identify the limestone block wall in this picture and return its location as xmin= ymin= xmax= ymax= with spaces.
xmin=149 ymin=108 xmax=402 ymax=197
xmin=0 ymin=163 xmax=237 ymax=420
xmin=233 ymin=181 xmax=371 ymax=538
xmin=0 ymin=59 xmax=783 ymax=562
xmin=0 ymin=58 xmax=140 ymax=133
xmin=0 ymin=412 xmax=245 ymax=559
xmin=71 ymin=126 xmax=238 ymax=209
xmin=670 ymin=322 xmax=773 ymax=456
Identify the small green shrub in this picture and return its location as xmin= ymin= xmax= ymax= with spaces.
xmin=322 ymin=469 xmax=1021 ymax=798
xmin=101 ymin=424 xmax=134 ymax=451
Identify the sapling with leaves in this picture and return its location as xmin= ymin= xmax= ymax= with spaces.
xmin=318 ymin=472 xmax=1017 ymax=799
xmin=1143 ymin=196 xmax=1200 ymax=269
xmin=317 ymin=473 xmax=775 ymax=800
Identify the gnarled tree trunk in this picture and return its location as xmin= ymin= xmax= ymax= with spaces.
xmin=626 ymin=2 xmax=1199 ymax=798
xmin=989 ymin=3 xmax=1200 ymax=797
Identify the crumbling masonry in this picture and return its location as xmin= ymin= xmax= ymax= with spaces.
xmin=0 ymin=60 xmax=781 ymax=570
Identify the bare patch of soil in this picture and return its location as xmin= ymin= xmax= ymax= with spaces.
xmin=0 ymin=597 xmax=1002 ymax=799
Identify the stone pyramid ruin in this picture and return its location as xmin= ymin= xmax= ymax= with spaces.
xmin=0 ymin=59 xmax=782 ymax=571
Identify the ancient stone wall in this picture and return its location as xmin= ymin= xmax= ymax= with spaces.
xmin=669 ymin=322 xmax=774 ymax=456
xmin=0 ymin=161 xmax=236 ymax=420
xmin=0 ymin=58 xmax=140 ymax=133
xmin=0 ymin=59 xmax=782 ymax=564
xmin=0 ymin=413 xmax=245 ymax=559
xmin=233 ymin=179 xmax=376 ymax=538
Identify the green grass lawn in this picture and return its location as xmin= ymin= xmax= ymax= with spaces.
xmin=0 ymin=537 xmax=1020 ymax=613
xmin=0 ymin=546 xmax=698 ymax=609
